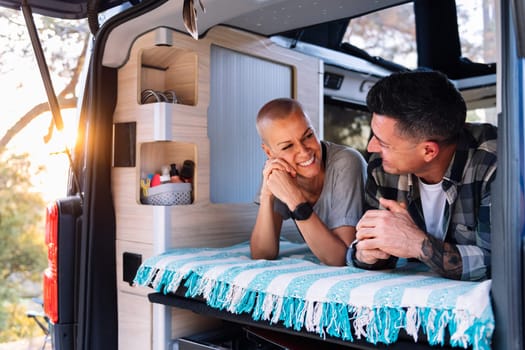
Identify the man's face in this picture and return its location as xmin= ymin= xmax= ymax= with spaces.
xmin=367 ymin=114 xmax=427 ymax=175
xmin=260 ymin=111 xmax=322 ymax=179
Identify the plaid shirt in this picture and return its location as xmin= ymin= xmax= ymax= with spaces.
xmin=365 ymin=123 xmax=497 ymax=281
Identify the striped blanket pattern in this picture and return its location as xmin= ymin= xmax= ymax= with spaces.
xmin=134 ymin=240 xmax=494 ymax=349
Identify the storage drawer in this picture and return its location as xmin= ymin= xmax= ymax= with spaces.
xmin=177 ymin=325 xmax=286 ymax=350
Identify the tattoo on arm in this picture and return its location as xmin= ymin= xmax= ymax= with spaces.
xmin=420 ymin=235 xmax=462 ymax=280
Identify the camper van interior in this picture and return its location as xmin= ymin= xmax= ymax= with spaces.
xmin=106 ymin=1 xmax=499 ymax=349
xmin=1 ymin=0 xmax=522 ymax=350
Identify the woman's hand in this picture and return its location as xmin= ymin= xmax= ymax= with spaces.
xmin=261 ymin=158 xmax=296 ymax=198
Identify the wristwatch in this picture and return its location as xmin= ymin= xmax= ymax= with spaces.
xmin=347 ymin=239 xmax=398 ymax=269
xmin=291 ymin=202 xmax=313 ymax=221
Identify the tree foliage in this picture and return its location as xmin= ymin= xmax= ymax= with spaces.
xmin=342 ymin=0 xmax=497 ymax=68
xmin=0 ymin=152 xmax=47 ymax=340
xmin=0 ymin=7 xmax=88 ymax=343
xmin=0 ymin=7 xmax=89 ymax=148
xmin=0 ymin=8 xmax=88 ymax=76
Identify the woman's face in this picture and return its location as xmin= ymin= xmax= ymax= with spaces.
xmin=261 ymin=111 xmax=322 ymax=179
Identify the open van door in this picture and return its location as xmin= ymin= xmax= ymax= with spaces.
xmin=0 ymin=1 xmax=130 ymax=349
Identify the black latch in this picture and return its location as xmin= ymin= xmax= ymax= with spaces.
xmin=123 ymin=252 xmax=142 ymax=286
xmin=324 ymin=72 xmax=344 ymax=90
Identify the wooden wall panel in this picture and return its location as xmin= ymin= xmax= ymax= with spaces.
xmin=118 ymin=292 xmax=151 ymax=350
xmin=113 ymin=25 xmax=321 ymax=350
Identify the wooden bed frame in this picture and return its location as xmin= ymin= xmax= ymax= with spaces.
xmin=148 ymin=291 xmax=466 ymax=350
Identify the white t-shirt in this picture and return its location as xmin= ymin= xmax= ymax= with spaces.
xmin=418 ymin=178 xmax=447 ymax=240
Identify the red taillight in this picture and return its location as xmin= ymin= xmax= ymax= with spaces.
xmin=43 ymin=202 xmax=59 ymax=323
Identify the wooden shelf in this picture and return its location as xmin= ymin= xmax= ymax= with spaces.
xmin=139 ymin=46 xmax=198 ymax=106
xmin=139 ymin=141 xmax=197 ymax=205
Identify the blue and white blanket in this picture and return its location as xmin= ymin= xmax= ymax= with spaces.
xmin=134 ymin=240 xmax=494 ymax=350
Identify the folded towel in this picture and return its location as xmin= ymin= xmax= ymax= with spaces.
xmin=134 ymin=240 xmax=493 ymax=349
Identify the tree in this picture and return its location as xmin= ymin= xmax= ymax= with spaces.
xmin=343 ymin=2 xmax=417 ymax=67
xmin=0 ymin=152 xmax=47 ymax=341
xmin=0 ymin=7 xmax=89 ymax=342
xmin=0 ymin=7 xmax=89 ymax=148
xmin=342 ymin=1 xmax=497 ymax=69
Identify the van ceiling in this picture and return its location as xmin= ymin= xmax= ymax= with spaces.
xmin=221 ymin=0 xmax=409 ymax=36
xmin=0 ymin=0 xmax=409 ymax=25
xmin=97 ymin=0 xmax=410 ymax=67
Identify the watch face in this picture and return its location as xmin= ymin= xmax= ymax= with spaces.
xmin=293 ymin=202 xmax=313 ymax=221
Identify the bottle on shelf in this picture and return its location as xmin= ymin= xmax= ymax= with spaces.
xmin=180 ymin=160 xmax=195 ymax=183
xmin=169 ymin=163 xmax=183 ymax=183
xmin=160 ymin=165 xmax=171 ymax=183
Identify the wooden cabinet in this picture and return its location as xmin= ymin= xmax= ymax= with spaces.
xmin=112 ymin=25 xmax=321 ymax=350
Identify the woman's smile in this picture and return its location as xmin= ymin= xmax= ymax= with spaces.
xmin=298 ymin=155 xmax=315 ymax=167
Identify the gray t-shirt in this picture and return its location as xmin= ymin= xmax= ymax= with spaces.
xmin=273 ymin=141 xmax=366 ymax=229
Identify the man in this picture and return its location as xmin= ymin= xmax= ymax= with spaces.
xmin=348 ymin=71 xmax=497 ymax=281
xmin=250 ymin=98 xmax=366 ymax=266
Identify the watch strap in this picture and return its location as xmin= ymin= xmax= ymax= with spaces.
xmin=291 ymin=202 xmax=313 ymax=221
xmin=347 ymin=239 xmax=398 ymax=270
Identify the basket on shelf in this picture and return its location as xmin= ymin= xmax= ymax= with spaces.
xmin=141 ymin=182 xmax=192 ymax=206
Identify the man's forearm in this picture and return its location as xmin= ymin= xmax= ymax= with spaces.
xmin=420 ymin=235 xmax=462 ymax=280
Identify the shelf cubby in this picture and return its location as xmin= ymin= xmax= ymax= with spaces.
xmin=138 ymin=141 xmax=197 ymax=205
xmin=139 ymin=46 xmax=198 ymax=106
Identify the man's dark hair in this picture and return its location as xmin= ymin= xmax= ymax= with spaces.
xmin=366 ymin=70 xmax=466 ymax=144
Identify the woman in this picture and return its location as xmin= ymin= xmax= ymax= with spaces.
xmin=250 ymin=98 xmax=366 ymax=265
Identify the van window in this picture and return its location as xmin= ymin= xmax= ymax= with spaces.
xmin=342 ymin=0 xmax=497 ymax=68
xmin=342 ymin=2 xmax=417 ymax=69
xmin=456 ymin=0 xmax=497 ymax=64
xmin=323 ymin=102 xmax=370 ymax=157
xmin=467 ymin=106 xmax=498 ymax=125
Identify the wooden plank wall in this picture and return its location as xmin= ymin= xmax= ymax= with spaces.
xmin=112 ymin=25 xmax=322 ymax=350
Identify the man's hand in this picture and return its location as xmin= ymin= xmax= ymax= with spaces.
xmin=355 ymin=198 xmax=426 ymax=261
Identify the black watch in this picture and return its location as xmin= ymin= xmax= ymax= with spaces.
xmin=291 ymin=202 xmax=313 ymax=221
xmin=347 ymin=239 xmax=398 ymax=270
